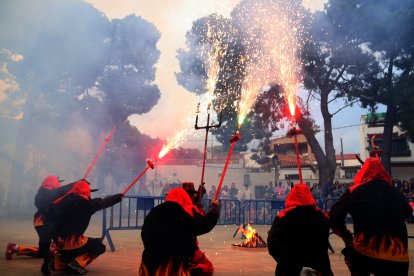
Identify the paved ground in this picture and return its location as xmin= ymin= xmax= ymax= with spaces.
xmin=1 ymin=215 xmax=414 ymax=275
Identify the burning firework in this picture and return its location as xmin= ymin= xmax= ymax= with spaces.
xmin=232 ymin=223 xmax=267 ymax=248
xmin=232 ymin=0 xmax=307 ymax=128
xmin=158 ymin=20 xmax=228 ymax=160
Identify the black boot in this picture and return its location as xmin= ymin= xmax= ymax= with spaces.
xmin=67 ymin=259 xmax=87 ymax=275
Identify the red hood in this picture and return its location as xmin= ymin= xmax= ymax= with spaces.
xmin=277 ymin=184 xmax=318 ymax=218
xmin=350 ymin=158 xmax=392 ymax=192
xmin=166 ymin=188 xmax=194 ymax=217
xmin=54 ymin=180 xmax=90 ymax=204
xmin=41 ymin=176 xmax=61 ymax=190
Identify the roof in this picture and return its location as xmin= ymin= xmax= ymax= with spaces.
xmin=335 ymin=154 xmax=360 ymax=160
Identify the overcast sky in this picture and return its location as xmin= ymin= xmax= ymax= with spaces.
xmin=83 ymin=0 xmax=371 ymax=155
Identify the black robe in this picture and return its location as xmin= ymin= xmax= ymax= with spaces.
xmin=330 ymin=180 xmax=411 ymax=262
xmin=49 ymin=193 xmax=122 ymax=250
xmin=268 ymin=205 xmax=332 ymax=275
xmin=140 ymin=201 xmax=219 ymax=275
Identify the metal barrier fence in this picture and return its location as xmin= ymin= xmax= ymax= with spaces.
xmin=101 ymin=195 xmax=414 ymax=251
xmin=101 ymin=196 xmax=165 ymax=251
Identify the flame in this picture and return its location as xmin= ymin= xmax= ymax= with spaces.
xmin=287 ymin=92 xmax=296 ymax=117
xmin=234 ymin=223 xmax=267 ymax=248
xmin=243 ymin=224 xmax=257 ymax=244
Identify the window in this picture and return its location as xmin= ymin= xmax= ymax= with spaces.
xmin=392 ymin=138 xmax=411 ymax=157
xmin=285 ymin=174 xmax=299 ymax=181
xmin=244 ymin=174 xmax=251 ymax=187
xmin=367 ymin=136 xmax=411 ymax=157
xmin=255 ymin=185 xmax=266 ymax=199
xmin=345 ymin=170 xmax=357 ymax=179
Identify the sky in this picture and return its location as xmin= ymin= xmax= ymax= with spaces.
xmin=83 ymin=0 xmax=369 ymax=155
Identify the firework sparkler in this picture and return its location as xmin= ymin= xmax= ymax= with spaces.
xmin=122 ymin=159 xmax=156 ymax=195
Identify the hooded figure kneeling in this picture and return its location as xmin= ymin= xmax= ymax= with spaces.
xmin=267 ymin=183 xmax=333 ymax=276
xmin=46 ymin=179 xmax=123 ymax=275
xmin=140 ymin=187 xmax=220 ymax=276
xmin=330 ymin=158 xmax=411 ymax=275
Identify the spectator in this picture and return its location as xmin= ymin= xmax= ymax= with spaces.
xmin=333 ymin=181 xmax=342 ymax=199
xmin=274 ymin=182 xmax=286 ymax=200
xmin=400 ymin=180 xmax=412 ymax=196
xmin=264 ymin=182 xmax=275 ymax=200
xmin=284 ymin=182 xmax=292 ymax=199
xmin=229 ymin=183 xmax=239 ymax=200
xmin=208 ymin=185 xmax=217 ymax=199
xmin=241 ymin=185 xmax=253 ymax=201
xmin=409 ymin=198 xmax=414 ymax=216
xmin=220 ymin=185 xmax=230 ymax=199
xmin=324 ymin=181 xmax=334 ymax=199
xmin=393 ymin=176 xmax=402 ymax=189
xmin=160 ymin=183 xmax=170 ymax=196
xmin=409 ymin=178 xmax=414 ymax=193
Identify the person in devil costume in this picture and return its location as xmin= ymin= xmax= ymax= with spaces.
xmin=267 ymin=183 xmax=333 ymax=276
xmin=44 ymin=179 xmax=123 ymax=275
xmin=182 ymin=182 xmax=214 ymax=276
xmin=139 ymin=187 xmax=219 ymax=276
xmin=5 ymin=175 xmax=76 ymax=261
xmin=330 ymin=158 xmax=411 ymax=275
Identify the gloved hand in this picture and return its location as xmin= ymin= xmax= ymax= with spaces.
xmin=198 ymin=183 xmax=207 ymax=195
xmin=113 ymin=193 xmax=124 ymax=203
xmin=210 ymin=198 xmax=220 ymax=208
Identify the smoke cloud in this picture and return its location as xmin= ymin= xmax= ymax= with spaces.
xmin=0 ymin=0 xmax=162 ymax=212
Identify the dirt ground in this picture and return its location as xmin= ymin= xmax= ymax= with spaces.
xmin=1 ymin=215 xmax=414 ymax=275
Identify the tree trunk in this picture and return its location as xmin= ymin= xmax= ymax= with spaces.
xmin=297 ymin=116 xmax=335 ymax=192
xmin=381 ymin=99 xmax=396 ymax=175
xmin=320 ymin=90 xmax=337 ymax=169
xmin=381 ymin=56 xmax=397 ymax=175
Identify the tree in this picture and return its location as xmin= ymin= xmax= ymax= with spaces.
xmin=0 ymin=0 xmax=161 ymax=209
xmin=298 ymin=10 xmax=381 ymax=187
xmin=176 ymin=7 xmax=288 ymax=153
xmin=325 ymin=0 xmax=414 ymax=174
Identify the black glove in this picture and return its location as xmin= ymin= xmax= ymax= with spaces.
xmin=341 ymin=246 xmax=357 ymax=274
xmin=113 ymin=193 xmax=124 ymax=203
xmin=198 ymin=183 xmax=207 ymax=195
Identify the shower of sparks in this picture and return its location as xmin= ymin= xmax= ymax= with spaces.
xmin=234 ymin=0 xmax=307 ymax=125
xmin=237 ymin=67 xmax=264 ymax=128
xmin=160 ymin=0 xmax=307 ymax=154
xmin=158 ymin=22 xmax=228 ymax=159
xmin=158 ymin=115 xmax=198 ymax=159
xmin=205 ymin=24 xmax=228 ymax=97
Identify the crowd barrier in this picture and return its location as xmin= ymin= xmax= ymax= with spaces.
xmin=101 ymin=195 xmax=414 ymax=251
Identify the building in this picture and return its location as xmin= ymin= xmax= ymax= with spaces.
xmin=359 ymin=113 xmax=414 ymax=180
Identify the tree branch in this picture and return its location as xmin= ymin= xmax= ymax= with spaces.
xmin=331 ymin=99 xmax=360 ymax=116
